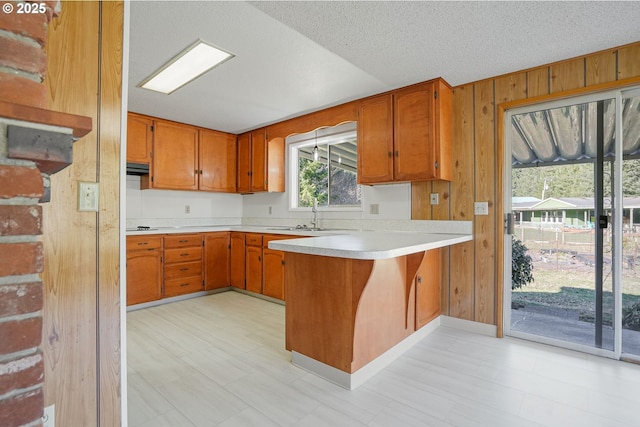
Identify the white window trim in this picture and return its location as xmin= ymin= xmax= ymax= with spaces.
xmin=287 ymin=122 xmax=362 ymax=212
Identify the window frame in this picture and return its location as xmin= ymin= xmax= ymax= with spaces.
xmin=287 ymin=122 xmax=362 ymax=212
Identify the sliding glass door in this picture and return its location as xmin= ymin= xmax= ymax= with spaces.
xmin=504 ymin=87 xmax=640 ymax=360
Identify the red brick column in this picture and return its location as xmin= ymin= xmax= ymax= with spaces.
xmin=0 ymin=1 xmax=59 ymax=109
xmin=0 ymin=2 xmax=58 ymax=427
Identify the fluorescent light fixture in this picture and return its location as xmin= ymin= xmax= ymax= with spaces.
xmin=138 ymin=40 xmax=234 ymax=94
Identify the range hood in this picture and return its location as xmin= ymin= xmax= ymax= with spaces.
xmin=126 ymin=162 xmax=149 ymax=176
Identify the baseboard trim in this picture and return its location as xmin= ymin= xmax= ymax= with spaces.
xmin=292 ymin=316 xmax=441 ymax=390
xmin=439 ymin=315 xmax=497 ymax=337
xmin=126 ymin=287 xmax=231 ymax=311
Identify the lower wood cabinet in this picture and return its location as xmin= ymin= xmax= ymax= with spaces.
xmin=245 ymin=233 xmax=263 ymax=293
xmin=163 ymin=234 xmax=203 ymax=298
xmin=126 ymin=230 xmax=301 ymax=306
xmin=262 ymin=234 xmax=292 ymax=300
xmin=126 ymin=235 xmax=163 ymax=306
xmin=230 ymin=232 xmax=246 ymax=289
xmin=204 ymin=232 xmax=231 ymax=290
xmin=415 ymin=248 xmax=441 ymax=329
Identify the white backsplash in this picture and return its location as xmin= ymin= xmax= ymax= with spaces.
xmin=127 ymin=175 xmax=471 ymax=234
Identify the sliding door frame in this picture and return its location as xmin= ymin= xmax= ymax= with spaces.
xmin=496 ymin=77 xmax=640 ymax=347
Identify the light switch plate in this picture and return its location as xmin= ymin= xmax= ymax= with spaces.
xmin=78 ymin=182 xmax=99 ymax=212
xmin=43 ymin=404 xmax=54 ymax=427
xmin=474 ymin=201 xmax=489 ymax=215
xmin=430 ymin=193 xmax=439 ymax=205
xmin=370 ymin=204 xmax=379 ymax=214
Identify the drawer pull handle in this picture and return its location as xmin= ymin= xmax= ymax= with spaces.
xmin=179 ymin=240 xmax=188 ymax=243
xmin=180 ymin=253 xmax=189 ymax=257
xmin=137 ymin=242 xmax=148 ymax=245
xmin=180 ymin=268 xmax=189 ymax=271
xmin=180 ymin=283 xmax=189 ymax=287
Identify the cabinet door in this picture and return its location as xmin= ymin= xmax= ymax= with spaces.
xmin=263 ymin=248 xmax=285 ymax=300
xmin=126 ymin=250 xmax=162 ymax=306
xmin=230 ymin=232 xmax=245 ymax=289
xmin=394 ymin=83 xmax=437 ymax=181
xmin=266 ymin=136 xmax=285 ymax=192
xmin=237 ymin=132 xmax=251 ymax=193
xmin=199 ymin=129 xmax=237 ymax=192
xmin=245 ymin=245 xmax=262 ymax=293
xmin=251 ymin=129 xmax=267 ymax=192
xmin=152 ymin=120 xmax=199 ymax=190
xmin=204 ymin=232 xmax=230 ymax=290
xmin=126 ymin=113 xmax=153 ymax=164
xmin=357 ymin=95 xmax=394 ymax=184
xmin=415 ymin=249 xmax=441 ymax=329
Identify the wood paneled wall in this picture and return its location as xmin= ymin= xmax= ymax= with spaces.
xmin=42 ymin=2 xmax=123 ymax=426
xmin=412 ymin=41 xmax=640 ymax=330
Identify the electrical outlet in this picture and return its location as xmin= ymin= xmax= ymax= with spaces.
xmin=78 ymin=182 xmax=99 ymax=212
xmin=185 ymin=205 xmax=191 ymax=214
xmin=370 ymin=204 xmax=379 ymax=214
xmin=43 ymin=404 xmax=54 ymax=427
xmin=430 ymin=193 xmax=439 ymax=205
xmin=268 ymin=206 xmax=272 ymax=215
xmin=474 ymin=201 xmax=489 ymax=215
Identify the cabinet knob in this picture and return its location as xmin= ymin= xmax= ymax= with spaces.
xmin=417 ymin=276 xmax=422 ymax=284
xmin=388 ymin=151 xmax=392 ymax=158
xmin=395 ymin=150 xmax=399 ymax=157
xmin=434 ymin=161 xmax=439 ymax=169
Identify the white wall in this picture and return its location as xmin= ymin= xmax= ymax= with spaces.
xmin=126 ymin=175 xmax=243 ymax=224
xmin=242 ymin=181 xmax=412 ymax=222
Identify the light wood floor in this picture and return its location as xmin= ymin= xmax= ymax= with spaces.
xmin=127 ymin=292 xmax=640 ymax=427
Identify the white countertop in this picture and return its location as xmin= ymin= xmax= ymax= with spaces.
xmin=125 ymin=224 xmax=472 ymax=259
xmin=268 ymin=231 xmax=472 ymax=260
xmin=125 ymin=225 xmax=341 ymax=237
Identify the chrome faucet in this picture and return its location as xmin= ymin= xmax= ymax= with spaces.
xmin=311 ymin=198 xmax=318 ymax=229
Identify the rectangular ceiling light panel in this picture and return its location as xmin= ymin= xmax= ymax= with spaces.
xmin=139 ymin=40 xmax=234 ymax=94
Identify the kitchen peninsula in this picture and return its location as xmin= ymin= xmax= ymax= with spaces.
xmin=269 ymin=231 xmax=472 ymax=389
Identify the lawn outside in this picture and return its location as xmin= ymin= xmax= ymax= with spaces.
xmin=511 ymin=225 xmax=640 ymax=330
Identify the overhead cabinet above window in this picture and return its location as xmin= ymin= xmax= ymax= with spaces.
xmin=357 ymin=78 xmax=452 ymax=184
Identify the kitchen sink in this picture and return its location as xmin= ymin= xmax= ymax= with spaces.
xmin=266 ymin=226 xmax=350 ymax=232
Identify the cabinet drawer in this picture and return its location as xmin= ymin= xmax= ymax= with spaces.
xmin=164 ymin=276 xmax=203 ymax=297
xmin=164 ymin=261 xmax=202 ymax=280
xmin=126 ymin=235 xmax=162 ymax=251
xmin=164 ymin=234 xmax=202 ymax=249
xmin=245 ymin=233 xmax=263 ymax=246
xmin=165 ymin=246 xmax=202 ymax=263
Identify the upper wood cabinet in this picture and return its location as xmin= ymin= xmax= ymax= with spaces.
xmin=148 ymin=119 xmax=199 ymax=190
xmin=199 ymin=129 xmax=237 ymax=192
xmin=357 ymin=95 xmax=394 ymax=184
xmin=357 ymin=78 xmax=452 ymax=184
xmin=139 ymin=116 xmax=237 ymax=192
xmin=126 ymin=112 xmax=153 ymax=164
xmin=237 ymin=129 xmax=285 ymax=193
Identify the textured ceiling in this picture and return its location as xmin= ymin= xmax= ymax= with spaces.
xmin=127 ymin=1 xmax=640 ymax=134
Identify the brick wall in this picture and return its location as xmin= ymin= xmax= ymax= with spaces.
xmin=0 ymin=1 xmax=58 ymax=109
xmin=0 ymin=2 xmax=58 ymax=427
